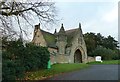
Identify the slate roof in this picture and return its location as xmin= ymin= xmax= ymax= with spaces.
xmin=41 ymin=28 xmax=79 ymax=48
xmin=40 ymin=29 xmax=57 ymax=48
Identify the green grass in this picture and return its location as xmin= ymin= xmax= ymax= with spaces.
xmin=24 ymin=63 xmax=89 ymax=80
xmin=87 ymin=60 xmax=120 ymax=64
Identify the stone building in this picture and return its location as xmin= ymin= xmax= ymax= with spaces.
xmin=32 ymin=23 xmax=88 ymax=64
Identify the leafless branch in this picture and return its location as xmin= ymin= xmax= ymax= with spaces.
xmin=0 ymin=0 xmax=57 ymax=40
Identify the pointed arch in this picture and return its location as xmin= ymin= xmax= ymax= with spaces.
xmin=74 ymin=49 xmax=82 ymax=63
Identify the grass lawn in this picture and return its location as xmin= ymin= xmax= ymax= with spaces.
xmin=24 ymin=63 xmax=89 ymax=80
xmin=87 ymin=60 xmax=120 ymax=64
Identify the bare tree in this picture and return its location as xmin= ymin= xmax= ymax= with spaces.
xmin=0 ymin=0 xmax=57 ymax=40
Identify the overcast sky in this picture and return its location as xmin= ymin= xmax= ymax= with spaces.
xmin=55 ymin=0 xmax=118 ymax=40
xmin=29 ymin=0 xmax=119 ymax=43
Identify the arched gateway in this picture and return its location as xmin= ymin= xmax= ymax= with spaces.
xmin=74 ymin=49 xmax=82 ymax=63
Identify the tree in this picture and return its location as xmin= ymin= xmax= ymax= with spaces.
xmin=0 ymin=0 xmax=57 ymax=39
xmin=102 ymin=35 xmax=119 ymax=50
xmin=95 ymin=33 xmax=104 ymax=46
xmin=84 ymin=32 xmax=119 ymax=56
xmin=84 ymin=32 xmax=97 ymax=55
xmin=91 ymin=46 xmax=117 ymax=60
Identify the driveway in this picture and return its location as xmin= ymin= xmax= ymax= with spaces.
xmin=48 ymin=65 xmax=119 ymax=80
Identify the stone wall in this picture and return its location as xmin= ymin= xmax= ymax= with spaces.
xmin=48 ymin=47 xmax=71 ymax=64
xmin=32 ymin=28 xmax=47 ymax=47
xmin=50 ymin=55 xmax=70 ymax=65
xmin=87 ymin=56 xmax=95 ymax=62
xmin=56 ymin=41 xmax=67 ymax=55
xmin=48 ymin=48 xmax=57 ymax=65
xmin=50 ymin=55 xmax=56 ymax=65
xmin=56 ymin=55 xmax=70 ymax=63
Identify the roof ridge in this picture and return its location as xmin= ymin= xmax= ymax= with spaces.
xmin=40 ymin=29 xmax=54 ymax=35
xmin=65 ymin=28 xmax=79 ymax=32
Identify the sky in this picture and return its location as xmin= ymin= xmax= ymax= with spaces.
xmin=43 ymin=0 xmax=118 ymax=40
xmin=28 ymin=0 xmax=119 ymax=44
xmin=53 ymin=1 xmax=118 ymax=40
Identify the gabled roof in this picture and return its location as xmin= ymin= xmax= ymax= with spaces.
xmin=40 ymin=29 xmax=57 ymax=48
xmin=33 ymin=24 xmax=82 ymax=48
xmin=65 ymin=28 xmax=79 ymax=47
xmin=41 ymin=28 xmax=80 ymax=48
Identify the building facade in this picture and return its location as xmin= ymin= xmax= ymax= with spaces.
xmin=32 ymin=23 xmax=88 ymax=64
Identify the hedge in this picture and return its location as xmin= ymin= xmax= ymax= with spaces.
xmin=2 ymin=40 xmax=50 ymax=80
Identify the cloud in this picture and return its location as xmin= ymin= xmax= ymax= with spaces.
xmin=81 ymin=2 xmax=118 ymax=40
xmin=83 ymin=19 xmax=118 ymax=40
xmin=102 ymin=5 xmax=118 ymax=22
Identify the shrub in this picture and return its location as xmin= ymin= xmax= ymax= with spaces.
xmin=2 ymin=51 xmax=25 ymax=80
xmin=23 ymin=43 xmax=50 ymax=71
xmin=112 ymin=49 xmax=120 ymax=60
xmin=2 ymin=40 xmax=50 ymax=80
xmin=90 ymin=46 xmax=117 ymax=60
xmin=2 ymin=59 xmax=16 ymax=80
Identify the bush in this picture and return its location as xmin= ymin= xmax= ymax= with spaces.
xmin=23 ymin=43 xmax=50 ymax=71
xmin=2 ymin=51 xmax=25 ymax=80
xmin=112 ymin=49 xmax=120 ymax=60
xmin=90 ymin=46 xmax=117 ymax=60
xmin=2 ymin=40 xmax=50 ymax=80
xmin=2 ymin=59 xmax=16 ymax=80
